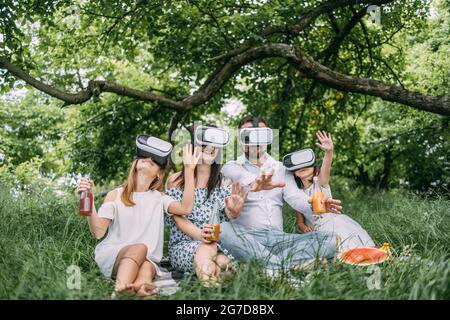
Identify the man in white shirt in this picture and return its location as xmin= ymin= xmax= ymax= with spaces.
xmin=220 ymin=116 xmax=343 ymax=273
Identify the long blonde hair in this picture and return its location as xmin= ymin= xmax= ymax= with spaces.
xmin=121 ymin=159 xmax=165 ymax=206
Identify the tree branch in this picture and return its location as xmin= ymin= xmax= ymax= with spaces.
xmin=192 ymin=3 xmax=233 ymax=49
xmin=278 ymin=44 xmax=449 ymax=115
xmin=208 ymin=0 xmax=394 ymax=62
xmin=318 ymin=6 xmax=368 ymax=61
xmin=373 ymin=55 xmax=405 ymax=89
xmin=304 ymin=6 xmax=368 ymax=104
xmin=358 ymin=16 xmax=375 ymax=76
xmin=2 ymin=39 xmax=449 ymax=115
xmin=0 ymin=56 xmax=185 ymax=110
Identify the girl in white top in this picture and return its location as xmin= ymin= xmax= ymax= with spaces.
xmin=294 ymin=131 xmax=375 ymax=251
xmin=76 ymin=144 xmax=201 ymax=297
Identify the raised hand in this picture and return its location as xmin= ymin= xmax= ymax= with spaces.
xmin=183 ymin=143 xmax=202 ymax=172
xmin=225 ymin=182 xmax=248 ymax=219
xmin=250 ymin=174 xmax=285 ymax=192
xmin=315 ymin=130 xmax=334 ymax=153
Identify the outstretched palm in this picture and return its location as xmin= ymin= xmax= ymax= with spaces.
xmin=183 ymin=143 xmax=202 ymax=171
xmin=315 ymin=130 xmax=334 ymax=152
xmin=251 ymin=176 xmax=285 ymax=192
xmin=225 ymin=182 xmax=248 ymax=219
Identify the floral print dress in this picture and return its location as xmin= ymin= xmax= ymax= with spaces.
xmin=165 ymin=187 xmax=237 ymax=274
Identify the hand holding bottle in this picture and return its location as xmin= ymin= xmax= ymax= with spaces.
xmin=311 ymin=176 xmax=326 ymax=214
xmin=308 ymin=197 xmax=343 ymax=215
xmin=200 ymin=224 xmax=213 ymax=244
xmin=204 ymin=202 xmax=221 ymax=242
xmin=77 ymin=177 xmax=94 ymax=216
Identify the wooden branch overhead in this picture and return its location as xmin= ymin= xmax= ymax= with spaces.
xmin=0 ymin=0 xmax=448 ymax=116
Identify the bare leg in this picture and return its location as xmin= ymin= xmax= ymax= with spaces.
xmin=112 ymin=243 xmax=148 ymax=294
xmin=194 ymin=243 xmax=218 ymax=286
xmin=134 ymin=261 xmax=157 ymax=297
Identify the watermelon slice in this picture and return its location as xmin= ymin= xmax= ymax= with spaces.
xmin=338 ymin=245 xmax=390 ymax=266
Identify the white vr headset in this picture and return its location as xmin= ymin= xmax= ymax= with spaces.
xmin=194 ymin=125 xmax=230 ymax=148
xmin=283 ymin=148 xmax=316 ymax=171
xmin=239 ymin=127 xmax=273 ymax=146
xmin=135 ymin=135 xmax=173 ymax=168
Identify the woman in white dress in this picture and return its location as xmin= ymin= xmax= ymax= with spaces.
xmin=76 ymin=143 xmax=201 ymax=297
xmin=291 ymin=131 xmax=375 ymax=251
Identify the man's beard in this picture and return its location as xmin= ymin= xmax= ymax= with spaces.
xmin=245 ymin=148 xmax=265 ymax=162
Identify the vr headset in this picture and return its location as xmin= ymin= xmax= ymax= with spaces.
xmin=283 ymin=148 xmax=316 ymax=171
xmin=194 ymin=125 xmax=230 ymax=148
xmin=135 ymin=135 xmax=173 ymax=168
xmin=239 ymin=116 xmax=273 ymax=146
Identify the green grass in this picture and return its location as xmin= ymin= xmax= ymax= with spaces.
xmin=0 ymin=184 xmax=448 ymax=300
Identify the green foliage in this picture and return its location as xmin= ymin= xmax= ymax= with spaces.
xmin=0 ymin=92 xmax=69 ymax=174
xmin=332 ymin=102 xmax=450 ymax=192
xmin=0 ymin=1 xmax=448 ymax=190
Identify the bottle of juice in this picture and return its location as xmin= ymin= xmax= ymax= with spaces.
xmin=208 ymin=201 xmax=221 ymax=242
xmin=79 ymin=176 xmax=93 ymax=216
xmin=312 ymin=176 xmax=327 ymax=215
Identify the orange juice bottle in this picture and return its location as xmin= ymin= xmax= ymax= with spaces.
xmin=208 ymin=201 xmax=221 ymax=242
xmin=312 ymin=176 xmax=326 ymax=215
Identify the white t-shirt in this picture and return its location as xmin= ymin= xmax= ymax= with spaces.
xmin=221 ymin=154 xmax=313 ymax=232
xmin=94 ymin=187 xmax=175 ymax=278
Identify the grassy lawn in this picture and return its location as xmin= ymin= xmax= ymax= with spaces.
xmin=0 ymin=185 xmax=448 ymax=300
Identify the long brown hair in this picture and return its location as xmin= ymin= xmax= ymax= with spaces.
xmin=172 ymin=125 xmax=223 ymax=199
xmin=172 ymin=163 xmax=223 ymax=199
xmin=121 ymin=159 xmax=165 ymax=206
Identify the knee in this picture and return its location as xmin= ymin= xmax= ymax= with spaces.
xmin=134 ymin=243 xmax=148 ymax=254
xmin=128 ymin=243 xmax=148 ymax=259
xmin=195 ymin=243 xmax=217 ymax=263
xmin=197 ymin=243 xmax=217 ymax=256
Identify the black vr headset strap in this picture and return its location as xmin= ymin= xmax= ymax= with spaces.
xmin=135 ymin=146 xmax=142 ymax=160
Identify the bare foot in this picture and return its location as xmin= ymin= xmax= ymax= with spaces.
xmin=113 ymin=282 xmax=135 ymax=296
xmin=136 ymin=283 xmax=158 ymax=298
xmin=200 ymin=274 xmax=221 ymax=288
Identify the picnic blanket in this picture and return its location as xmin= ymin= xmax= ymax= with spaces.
xmin=153 ymin=256 xmax=187 ymax=296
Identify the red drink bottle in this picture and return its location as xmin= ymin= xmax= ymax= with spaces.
xmin=79 ymin=176 xmax=93 ymax=217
